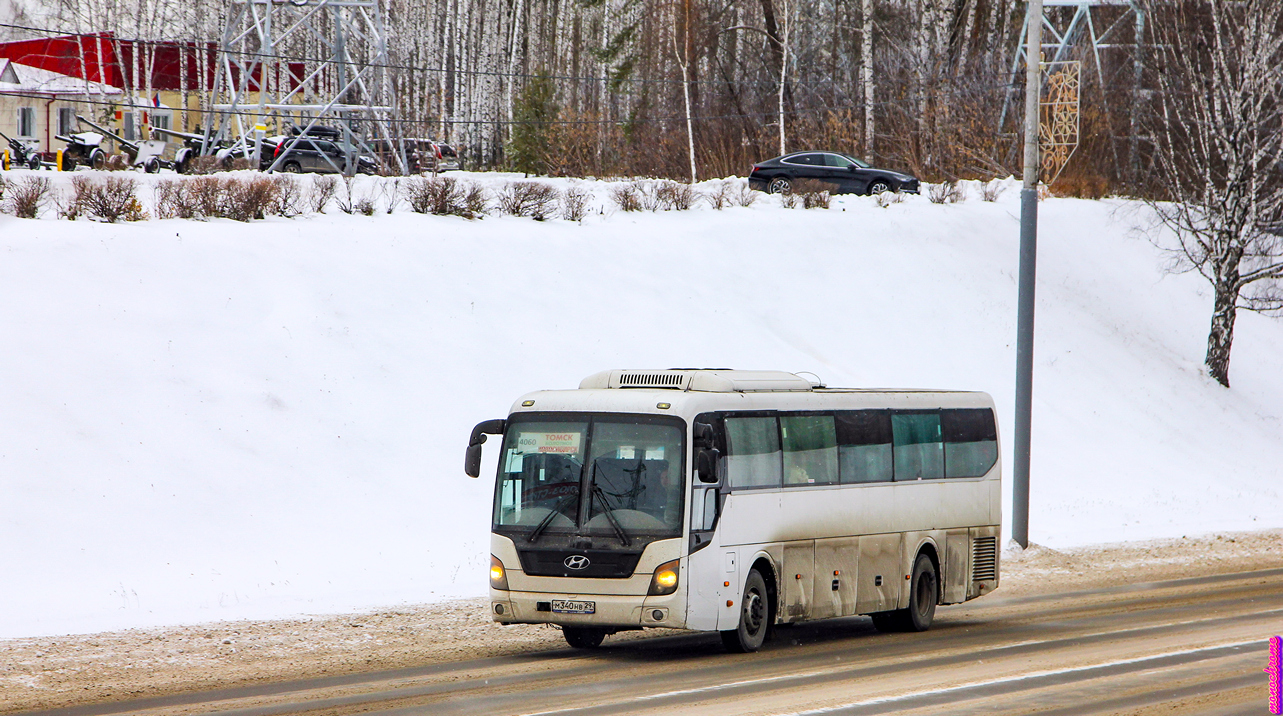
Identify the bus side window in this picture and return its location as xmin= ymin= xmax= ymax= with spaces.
xmin=942 ymin=408 xmax=998 ymax=477
xmin=835 ymin=410 xmax=893 ymax=483
xmin=891 ymin=412 xmax=944 ymax=480
xmin=724 ymin=416 xmax=782 ymax=489
xmin=780 ymin=415 xmax=838 ymax=485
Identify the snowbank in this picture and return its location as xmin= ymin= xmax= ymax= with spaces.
xmin=1 ymin=170 xmax=1280 ymax=638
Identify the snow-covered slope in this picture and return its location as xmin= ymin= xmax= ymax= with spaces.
xmin=2 ymin=172 xmax=1280 ymax=638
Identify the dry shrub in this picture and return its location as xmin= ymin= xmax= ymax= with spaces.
xmin=779 ymin=191 xmax=798 ymax=209
xmin=463 ymin=183 xmax=488 ymax=216
xmin=649 ymin=180 xmax=697 ymax=211
xmin=62 ymin=175 xmax=92 ymax=219
xmin=335 ymin=176 xmax=357 ymax=214
xmin=79 ymin=176 xmax=147 ymax=222
xmin=610 ymin=182 xmax=643 ymax=212
xmin=876 ymin=191 xmax=906 ymax=209
xmin=980 ymin=179 xmax=1006 ymax=202
xmin=497 ymin=181 xmax=558 ymax=220
xmin=225 ymin=157 xmax=254 ymax=172
xmin=378 ymin=178 xmax=402 ymax=214
xmin=562 ymin=185 xmax=591 ymax=221
xmin=155 ymin=179 xmax=202 ymax=219
xmin=225 ymin=176 xmax=279 ymax=221
xmin=928 ymin=181 xmax=964 ymax=205
xmin=272 ymin=175 xmax=306 ymax=217
xmin=732 ymin=181 xmax=759 ymax=207
xmin=705 ymin=181 xmax=732 ymax=210
xmin=356 ymin=197 xmax=376 ymax=216
xmin=311 ymin=176 xmax=338 ymax=213
xmin=794 ymin=179 xmax=833 ymax=210
xmin=406 ymin=176 xmax=483 ymax=218
xmin=190 ymin=176 xmax=228 ymax=217
xmin=0 ymin=174 xmax=6 ymax=205
xmin=4 ymin=176 xmax=51 ymax=218
xmin=1051 ymin=174 xmax=1109 ymax=200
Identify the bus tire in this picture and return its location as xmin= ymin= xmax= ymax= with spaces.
xmin=871 ymin=553 xmax=938 ymax=633
xmin=562 ymin=626 xmax=606 ymax=649
xmin=721 ymin=569 xmax=770 ymax=653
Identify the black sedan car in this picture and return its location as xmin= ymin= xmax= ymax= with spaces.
xmin=748 ymin=151 xmax=919 ymax=195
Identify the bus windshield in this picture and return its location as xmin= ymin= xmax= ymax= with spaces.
xmin=492 ymin=415 xmax=685 ymax=543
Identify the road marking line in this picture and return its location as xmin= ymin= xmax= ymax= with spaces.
xmin=514 ymin=638 xmax=1261 ymax=716
xmin=771 ymin=638 xmax=1263 ymax=716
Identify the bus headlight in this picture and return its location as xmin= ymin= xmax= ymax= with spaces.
xmin=648 ymin=559 xmax=679 ymax=596
xmin=490 ymin=555 xmax=509 ymax=591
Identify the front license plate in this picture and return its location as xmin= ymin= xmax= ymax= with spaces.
xmin=551 ymin=599 xmax=596 ymax=614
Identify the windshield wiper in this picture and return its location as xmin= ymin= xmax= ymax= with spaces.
xmin=588 ymin=462 xmax=631 ymax=546
xmin=528 ymin=494 xmax=577 ymax=544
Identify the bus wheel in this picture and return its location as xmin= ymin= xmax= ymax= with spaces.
xmin=562 ymin=626 xmax=606 ymax=649
xmin=721 ymin=569 xmax=770 ymax=653
xmin=871 ymin=553 xmax=938 ymax=633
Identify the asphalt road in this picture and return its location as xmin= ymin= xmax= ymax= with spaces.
xmin=19 ymin=568 xmax=1283 ymax=716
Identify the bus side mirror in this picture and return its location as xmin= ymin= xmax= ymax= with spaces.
xmin=464 ymin=443 xmax=485 ymax=478
xmin=696 ymin=448 xmax=720 ymax=484
xmin=465 ymin=418 xmax=506 ymax=478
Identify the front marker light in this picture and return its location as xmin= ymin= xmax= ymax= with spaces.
xmin=490 ymin=555 xmax=509 ymax=591
xmin=648 ymin=559 xmax=680 ymax=596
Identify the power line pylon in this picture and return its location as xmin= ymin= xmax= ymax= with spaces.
xmin=999 ymin=0 xmax=1146 ymax=184
xmin=202 ymin=0 xmax=403 ymax=175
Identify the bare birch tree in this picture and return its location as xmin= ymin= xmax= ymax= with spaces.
xmin=1147 ymin=0 xmax=1283 ymax=387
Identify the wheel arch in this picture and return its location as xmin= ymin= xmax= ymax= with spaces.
xmin=909 ymin=538 xmax=942 ymax=605
xmin=747 ymin=553 xmax=779 ymax=624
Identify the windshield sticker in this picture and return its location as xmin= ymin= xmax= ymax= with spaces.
xmin=516 ymin=431 xmax=582 ymax=454
xmin=618 ymin=446 xmax=636 ymax=459
xmin=645 ymin=447 xmax=665 ymax=460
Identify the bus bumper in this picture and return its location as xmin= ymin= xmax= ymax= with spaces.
xmin=491 ymin=588 xmax=686 ymax=630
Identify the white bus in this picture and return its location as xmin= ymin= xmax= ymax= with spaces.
xmin=466 ymin=369 xmax=1001 ymax=652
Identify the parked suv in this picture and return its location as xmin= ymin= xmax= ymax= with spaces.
xmin=274 ymin=127 xmax=378 ymax=174
xmin=395 ymin=138 xmax=461 ymax=173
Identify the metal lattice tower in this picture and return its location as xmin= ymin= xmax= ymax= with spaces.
xmin=1000 ymin=0 xmax=1147 ymax=183
xmin=203 ymin=0 xmax=403 ymax=175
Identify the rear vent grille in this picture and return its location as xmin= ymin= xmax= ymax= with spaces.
xmin=972 ymin=536 xmax=997 ymax=582
xmin=618 ymin=373 xmax=685 ymax=389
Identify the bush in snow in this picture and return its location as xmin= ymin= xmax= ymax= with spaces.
xmin=406 ymin=176 xmax=484 ymax=218
xmin=794 ymin=179 xmax=833 ymax=210
xmin=561 ymin=185 xmax=591 ymax=221
xmin=778 ymin=191 xmax=798 ymax=209
xmin=155 ymin=179 xmax=202 ymax=219
xmin=310 ymin=176 xmax=338 ymax=213
xmin=980 ymin=179 xmax=1006 ymax=202
xmin=463 ymin=182 xmax=488 ymax=217
xmin=3 ymin=176 xmax=51 ymax=218
xmin=609 ymin=182 xmax=643 ymax=212
xmin=648 ymin=180 xmax=698 ymax=211
xmin=224 ymin=176 xmax=279 ymax=221
xmin=928 ymin=181 xmax=964 ymax=204
xmin=705 ymin=181 xmax=733 ymax=210
xmin=731 ymin=181 xmax=759 ymax=207
xmin=876 ymin=191 xmax=905 ymax=209
xmin=497 ymin=181 xmax=558 ymax=220
xmin=272 ymin=175 xmax=307 ymax=217
xmin=77 ymin=176 xmax=147 ymax=222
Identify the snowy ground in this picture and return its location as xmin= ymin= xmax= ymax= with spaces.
xmin=1 ymin=169 xmax=1281 ymax=640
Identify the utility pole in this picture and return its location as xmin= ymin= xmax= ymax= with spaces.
xmin=1013 ymin=0 xmax=1043 ymax=549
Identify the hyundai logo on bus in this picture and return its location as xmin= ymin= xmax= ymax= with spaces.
xmin=564 ymin=555 xmax=591 ymax=570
